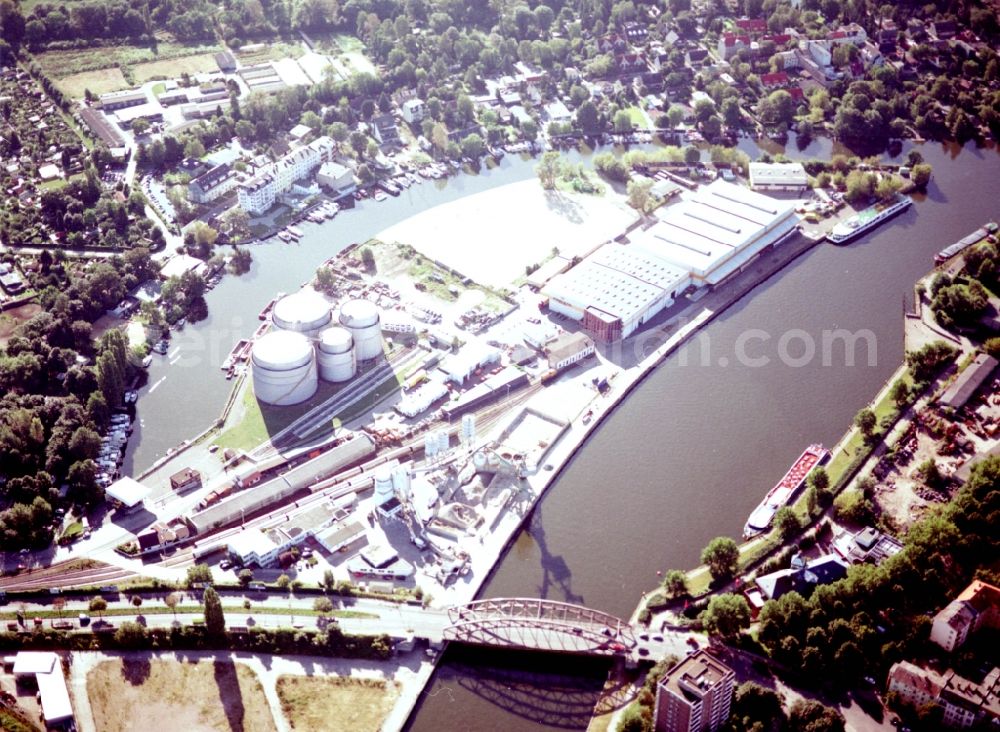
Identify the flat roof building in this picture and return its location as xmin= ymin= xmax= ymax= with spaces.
xmin=653 ymin=649 xmax=735 ymax=732
xmin=13 ymin=652 xmax=73 ymax=728
xmin=748 ymin=162 xmax=808 ymax=191
xmin=639 ymin=180 xmax=799 ymax=288
xmin=545 ymin=332 xmax=595 ymax=371
xmin=542 ymin=242 xmax=691 ymax=342
xmin=106 ymin=477 xmax=151 ymax=508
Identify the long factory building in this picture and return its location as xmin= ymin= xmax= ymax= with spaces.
xmin=543 ymin=179 xmax=799 ymax=341
xmin=186 ymin=432 xmax=375 ymax=535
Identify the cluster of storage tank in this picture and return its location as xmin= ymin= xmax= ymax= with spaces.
xmin=251 ymin=291 xmax=384 ymax=406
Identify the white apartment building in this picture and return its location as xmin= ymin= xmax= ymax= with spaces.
xmin=238 ymin=136 xmax=335 ymax=215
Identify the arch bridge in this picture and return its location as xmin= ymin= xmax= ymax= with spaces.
xmin=444 ymin=598 xmax=637 ymax=656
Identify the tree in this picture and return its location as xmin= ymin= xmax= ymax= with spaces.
xmin=164 ymin=591 xmax=180 ymax=617
xmin=728 ymin=682 xmax=784 ymax=731
xmin=322 ymin=569 xmax=335 ymax=591
xmin=576 ymin=101 xmax=601 ymax=135
xmin=186 ymin=563 xmax=213 ymax=588
xmin=536 ymin=151 xmax=562 ymax=190
xmin=684 ymin=146 xmax=700 ymax=164
xmin=203 ymin=586 xmax=225 ymax=636
xmin=662 ymin=570 xmax=688 ymax=598
xmin=890 ymin=379 xmax=910 ymax=408
xmin=88 ymin=596 xmax=107 ymax=618
xmin=854 ymin=407 xmax=877 ymax=440
xmin=313 ymin=597 xmax=334 ymax=614
xmin=183 ymin=139 xmax=205 ymax=159
xmin=276 ymin=573 xmax=291 ymax=590
xmin=773 ymin=507 xmax=800 ymax=540
xmin=875 ymin=176 xmax=901 ymax=202
xmin=667 ymin=105 xmax=686 ymax=127
xmin=626 ymin=178 xmax=653 ymax=212
xmin=701 ymin=593 xmax=751 ymax=639
xmin=701 ymin=536 xmax=740 ymax=581
xmin=787 ymin=699 xmax=845 ymax=732
xmin=918 ymin=458 xmax=944 ymax=490
xmin=114 ymin=621 xmax=147 ymax=649
xmin=460 ymin=133 xmax=485 ymax=160
xmin=613 ymin=109 xmax=633 ymax=132
xmin=237 ymin=568 xmax=253 ymax=586
xmin=758 ymin=89 xmax=796 ymax=128
xmin=360 ymin=247 xmax=375 ymax=271
xmin=911 ymin=163 xmax=932 ymax=188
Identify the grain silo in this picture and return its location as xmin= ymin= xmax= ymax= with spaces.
xmin=251 ymin=330 xmax=318 ymax=406
xmin=316 ymin=326 xmax=356 ymax=383
xmin=272 ymin=288 xmax=331 ymax=337
xmin=338 ymin=299 xmax=382 ymax=361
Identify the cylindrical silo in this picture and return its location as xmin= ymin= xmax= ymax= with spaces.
xmin=374 ymin=466 xmax=394 ymax=503
xmin=424 ymin=432 xmax=438 ymax=459
xmin=338 ymin=299 xmax=382 ymax=361
xmin=392 ymin=467 xmax=411 ymax=499
xmin=316 ymin=326 xmax=356 ymax=383
xmin=436 ymin=430 xmax=449 ymax=454
xmin=251 ymin=330 xmax=318 ymax=406
xmin=272 ymin=288 xmax=331 ymax=337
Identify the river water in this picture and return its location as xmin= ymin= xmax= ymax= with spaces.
xmin=122 ymin=139 xmax=999 ymax=730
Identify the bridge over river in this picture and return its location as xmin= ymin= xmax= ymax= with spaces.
xmin=381 ymin=597 xmax=694 ymax=662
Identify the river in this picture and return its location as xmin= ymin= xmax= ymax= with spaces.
xmin=122 ymin=139 xmax=1000 ymax=730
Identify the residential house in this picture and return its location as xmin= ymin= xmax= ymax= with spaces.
xmin=686 ymin=48 xmax=710 ymax=66
xmin=188 ymin=162 xmax=240 ymax=204
xmin=316 ymin=161 xmax=357 ymax=199
xmin=754 ymin=553 xmax=850 ymax=602
xmin=401 ymin=98 xmax=425 ymax=125
xmin=370 ymin=114 xmax=401 ymax=147
xmin=735 ymin=18 xmax=767 ymax=34
xmin=931 ymin=580 xmax=1000 ymax=652
xmin=888 ymin=661 xmax=1000 ymax=728
xmin=831 ymin=526 xmax=903 ymax=565
xmin=718 ymin=33 xmax=751 ymax=60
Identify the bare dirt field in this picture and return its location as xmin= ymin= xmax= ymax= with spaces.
xmin=87 ymin=658 xmax=277 ymax=732
xmin=276 ymin=676 xmax=398 ymax=732
xmin=378 ymin=179 xmax=637 ymax=289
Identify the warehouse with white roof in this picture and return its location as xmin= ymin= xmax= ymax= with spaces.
xmin=542 ymin=242 xmax=690 ymax=341
xmin=542 ymin=180 xmax=798 ymax=341
xmin=637 ymin=179 xmax=799 ymax=287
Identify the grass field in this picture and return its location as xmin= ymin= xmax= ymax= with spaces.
xmin=36 ymin=40 xmax=220 ymax=97
xmin=236 ymin=41 xmax=306 ymax=64
xmin=623 ymin=106 xmax=650 ymax=130
xmin=276 ymin=676 xmax=398 ymax=732
xmin=132 ymin=52 xmax=220 ymax=84
xmin=88 ymin=658 xmax=277 ymax=732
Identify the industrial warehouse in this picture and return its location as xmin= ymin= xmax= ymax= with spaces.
xmin=543 ymin=179 xmax=799 ymax=341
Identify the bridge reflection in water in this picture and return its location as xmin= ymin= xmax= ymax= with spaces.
xmin=444 ymin=649 xmax=635 ymax=730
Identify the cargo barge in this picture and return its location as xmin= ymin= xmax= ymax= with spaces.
xmin=743 ymin=444 xmax=830 ymax=539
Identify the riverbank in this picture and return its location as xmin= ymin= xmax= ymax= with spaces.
xmin=392 ymin=223 xmax=832 ymax=727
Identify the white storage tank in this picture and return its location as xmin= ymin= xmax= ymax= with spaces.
xmin=273 ymin=288 xmax=331 ymax=337
xmin=251 ymin=331 xmax=318 ymax=406
xmin=392 ymin=467 xmax=411 ymax=499
xmin=424 ymin=432 xmax=439 ymax=459
xmin=374 ymin=466 xmax=394 ymax=503
xmin=436 ymin=430 xmax=449 ymax=454
xmin=339 ymin=299 xmax=383 ymax=361
xmin=316 ymin=326 xmax=356 ymax=383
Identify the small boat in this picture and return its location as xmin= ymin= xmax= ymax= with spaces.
xmin=373 ymin=190 xmax=388 ymax=202
xmin=277 ymin=231 xmax=292 ymax=242
xmin=287 ymin=225 xmax=304 ymax=238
